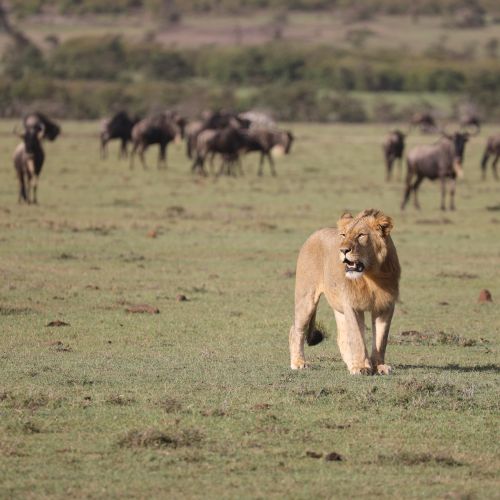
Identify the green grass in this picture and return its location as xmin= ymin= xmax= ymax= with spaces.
xmin=0 ymin=121 xmax=498 ymax=498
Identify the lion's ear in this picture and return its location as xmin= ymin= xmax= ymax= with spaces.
xmin=375 ymin=213 xmax=393 ymax=237
xmin=337 ymin=212 xmax=353 ymax=231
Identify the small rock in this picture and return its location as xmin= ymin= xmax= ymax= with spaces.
xmin=324 ymin=452 xmax=343 ymax=462
xmin=176 ymin=294 xmax=188 ymax=302
xmin=478 ymin=289 xmax=493 ymax=303
xmin=147 ymin=230 xmax=157 ymax=238
xmin=306 ymin=451 xmax=323 ymax=459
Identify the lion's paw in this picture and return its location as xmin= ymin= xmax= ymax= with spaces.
xmin=349 ymin=366 xmax=373 ymax=376
xmin=376 ymin=364 xmax=392 ymax=375
xmin=291 ymin=359 xmax=307 ymax=370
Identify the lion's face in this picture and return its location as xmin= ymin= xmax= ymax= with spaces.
xmin=337 ymin=209 xmax=393 ymax=280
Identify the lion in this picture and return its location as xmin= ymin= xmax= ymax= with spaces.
xmin=289 ymin=209 xmax=401 ymax=375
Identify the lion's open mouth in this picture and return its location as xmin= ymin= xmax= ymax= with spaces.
xmin=343 ymin=258 xmax=365 ymax=277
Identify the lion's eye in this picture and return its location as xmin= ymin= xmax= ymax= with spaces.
xmin=340 ymin=233 xmax=345 ymax=239
xmin=358 ymin=234 xmax=368 ymax=242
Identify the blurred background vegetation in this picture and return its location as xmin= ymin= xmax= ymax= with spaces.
xmin=0 ymin=0 xmax=499 ymax=121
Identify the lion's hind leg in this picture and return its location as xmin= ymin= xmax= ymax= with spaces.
xmin=289 ymin=291 xmax=320 ymax=370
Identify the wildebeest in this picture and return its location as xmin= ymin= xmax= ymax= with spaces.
xmin=410 ymin=112 xmax=437 ymax=133
xmin=129 ymin=112 xmax=183 ymax=169
xmin=192 ymin=126 xmax=248 ymax=176
xmin=13 ymin=123 xmax=45 ymax=204
xmin=100 ymin=111 xmax=140 ymax=159
xmin=480 ymin=133 xmax=500 ymax=180
xmin=23 ymin=112 xmax=60 ymax=141
xmin=401 ymin=131 xmax=471 ymax=211
xmin=185 ymin=110 xmax=250 ymax=160
xmin=382 ymin=129 xmax=406 ymax=181
xmin=242 ymin=128 xmax=294 ymax=176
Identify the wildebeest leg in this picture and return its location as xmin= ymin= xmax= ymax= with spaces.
xmin=440 ymin=177 xmax=447 ymax=211
xmin=17 ymin=170 xmax=27 ymax=203
xmin=209 ymin=152 xmax=216 ymax=174
xmin=448 ymin=178 xmax=457 ymax=210
xmin=26 ymin=158 xmax=36 ymax=204
xmin=492 ymin=154 xmax=499 ymax=180
xmin=371 ymin=304 xmax=394 ymax=375
xmin=397 ymin=156 xmax=403 ymax=181
xmin=386 ymin=154 xmax=394 ymax=181
xmin=267 ymin=153 xmax=277 ymax=176
xmin=237 ymin=157 xmax=244 ymax=176
xmin=480 ymin=147 xmax=490 ymax=180
xmin=400 ymin=167 xmax=414 ymax=210
xmin=139 ymin=145 xmax=148 ymax=169
xmin=129 ymin=143 xmax=138 ymax=169
xmin=258 ymin=153 xmax=265 ymax=176
xmin=412 ymin=176 xmax=424 ymax=210
xmin=119 ymin=138 xmax=128 ymax=159
xmin=31 ymin=175 xmax=39 ymax=204
xmin=100 ymin=137 xmax=108 ymax=160
xmin=289 ymin=290 xmax=320 ymax=370
xmin=158 ymin=143 xmax=167 ymax=169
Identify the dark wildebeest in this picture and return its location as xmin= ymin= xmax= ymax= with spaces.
xmin=129 ymin=113 xmax=183 ymax=169
xmin=401 ymin=131 xmax=471 ymax=211
xmin=242 ymin=128 xmax=294 ymax=176
xmin=192 ymin=127 xmax=248 ymax=176
xmin=382 ymin=130 xmax=406 ymax=181
xmin=100 ymin=111 xmax=140 ymax=159
xmin=410 ymin=112 xmax=437 ymax=133
xmin=186 ymin=111 xmax=250 ymax=160
xmin=13 ymin=123 xmax=45 ymax=204
xmin=480 ymin=133 xmax=500 ymax=180
xmin=23 ymin=112 xmax=60 ymax=141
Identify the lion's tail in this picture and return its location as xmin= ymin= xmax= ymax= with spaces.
xmin=306 ymin=321 xmax=327 ymax=346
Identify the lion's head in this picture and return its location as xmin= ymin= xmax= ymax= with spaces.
xmin=336 ymin=209 xmax=394 ymax=280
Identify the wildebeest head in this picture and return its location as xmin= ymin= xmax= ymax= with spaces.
xmin=24 ymin=112 xmax=60 ymax=141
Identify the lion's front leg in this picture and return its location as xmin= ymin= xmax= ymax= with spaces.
xmin=334 ymin=308 xmax=372 ymax=375
xmin=371 ymin=304 xmax=395 ymax=375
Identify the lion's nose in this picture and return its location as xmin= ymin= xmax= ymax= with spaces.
xmin=340 ymin=247 xmax=350 ymax=256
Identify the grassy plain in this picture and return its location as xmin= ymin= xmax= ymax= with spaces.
xmin=0 ymin=121 xmax=499 ymax=499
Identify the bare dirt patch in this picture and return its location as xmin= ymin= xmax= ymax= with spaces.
xmin=124 ymin=304 xmax=160 ymax=314
xmin=118 ymin=427 xmax=202 ymax=449
xmin=46 ymin=320 xmax=70 ymax=327
xmin=377 ymin=452 xmax=462 ymax=467
xmin=0 ymin=306 xmax=34 ymax=316
xmin=437 ymin=271 xmax=478 ymax=280
xmin=391 ymin=330 xmax=480 ymax=347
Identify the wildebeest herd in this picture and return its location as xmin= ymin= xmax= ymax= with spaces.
xmin=12 ymin=108 xmax=500 ymax=208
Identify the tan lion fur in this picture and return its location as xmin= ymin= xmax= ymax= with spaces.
xmin=289 ymin=209 xmax=401 ymax=375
